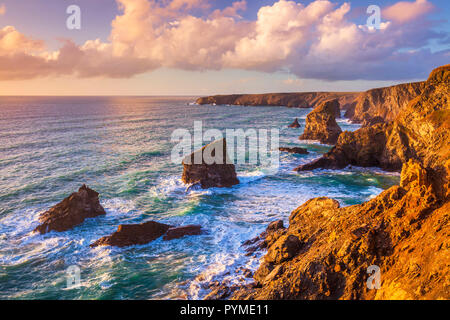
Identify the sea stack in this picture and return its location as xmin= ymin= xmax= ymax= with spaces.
xmin=90 ymin=221 xmax=203 ymax=247
xmin=182 ymin=138 xmax=239 ymax=189
xmin=34 ymin=184 xmax=106 ymax=234
xmin=288 ymin=118 xmax=301 ymax=128
xmin=299 ymin=99 xmax=342 ymax=144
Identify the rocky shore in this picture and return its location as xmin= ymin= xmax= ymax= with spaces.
xmin=196 ymin=92 xmax=359 ymax=110
xmin=202 ymin=64 xmax=450 ymax=300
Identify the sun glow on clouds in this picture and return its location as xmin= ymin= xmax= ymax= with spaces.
xmin=0 ymin=0 xmax=447 ymax=82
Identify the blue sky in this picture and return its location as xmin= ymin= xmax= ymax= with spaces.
xmin=0 ymin=0 xmax=448 ymax=95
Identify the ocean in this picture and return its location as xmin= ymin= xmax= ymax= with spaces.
xmin=0 ymin=96 xmax=399 ymax=299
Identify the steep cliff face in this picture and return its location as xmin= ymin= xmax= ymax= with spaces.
xmin=196 ymin=92 xmax=359 ymax=111
xmin=203 ymin=65 xmax=450 ymax=300
xmin=345 ymin=82 xmax=425 ymax=124
xmin=229 ymin=159 xmax=449 ymax=300
xmin=297 ymin=65 xmax=449 ymax=173
xmin=299 ymin=99 xmax=342 ymax=144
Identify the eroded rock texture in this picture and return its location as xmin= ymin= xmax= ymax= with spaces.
xmin=219 ymin=160 xmax=449 ymax=300
xmin=182 ymin=139 xmax=239 ymax=189
xmin=297 ymin=64 xmax=449 ymax=172
xmin=299 ymin=99 xmax=342 ymax=144
xmin=34 ymin=185 xmax=106 ymax=234
xmin=345 ymin=82 xmax=425 ymax=124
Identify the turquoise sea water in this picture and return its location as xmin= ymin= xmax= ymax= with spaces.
xmin=0 ymin=96 xmax=399 ymax=299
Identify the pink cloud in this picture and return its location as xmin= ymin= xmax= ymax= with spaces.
xmin=383 ymin=0 xmax=434 ymax=24
xmin=0 ymin=0 xmax=447 ymax=81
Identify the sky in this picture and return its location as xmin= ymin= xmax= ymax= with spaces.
xmin=0 ymin=0 xmax=448 ymax=95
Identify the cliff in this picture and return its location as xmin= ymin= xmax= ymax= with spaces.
xmin=203 ymin=65 xmax=450 ymax=300
xmin=296 ymin=64 xmax=450 ymax=173
xmin=196 ymin=92 xmax=359 ymax=110
xmin=346 ymin=82 xmax=425 ymax=124
xmin=229 ymin=159 xmax=449 ymax=300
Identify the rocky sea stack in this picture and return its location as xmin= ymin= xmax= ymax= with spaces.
xmin=288 ymin=118 xmax=301 ymax=128
xmin=90 ymin=221 xmax=203 ymax=247
xmin=182 ymin=138 xmax=239 ymax=189
xmin=299 ymin=99 xmax=342 ymax=144
xmin=34 ymin=185 xmax=106 ymax=234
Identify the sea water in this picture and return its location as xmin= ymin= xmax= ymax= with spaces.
xmin=0 ymin=96 xmax=399 ymax=299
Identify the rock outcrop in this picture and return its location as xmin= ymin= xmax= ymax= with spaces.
xmin=345 ymin=82 xmax=425 ymax=124
xmin=90 ymin=221 xmax=172 ymax=247
xmin=203 ymin=64 xmax=450 ymax=301
xmin=279 ymin=147 xmax=308 ymax=154
xmin=34 ymin=185 xmax=106 ymax=234
xmin=296 ymin=64 xmax=450 ymax=172
xmin=288 ymin=118 xmax=301 ymax=128
xmin=196 ymin=92 xmax=359 ymax=110
xmin=182 ymin=139 xmax=239 ymax=189
xmin=163 ymin=225 xmax=203 ymax=240
xmin=210 ymin=159 xmax=449 ymax=300
xmin=299 ymin=99 xmax=342 ymax=144
xmin=91 ymin=222 xmax=204 ymax=247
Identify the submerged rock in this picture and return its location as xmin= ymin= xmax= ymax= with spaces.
xmin=279 ymin=147 xmax=308 ymax=154
xmin=34 ymin=184 xmax=106 ymax=234
xmin=288 ymin=118 xmax=301 ymax=128
xmin=299 ymin=99 xmax=342 ymax=144
xmin=163 ymin=225 xmax=203 ymax=240
xmin=90 ymin=221 xmax=172 ymax=248
xmin=182 ymin=138 xmax=239 ymax=189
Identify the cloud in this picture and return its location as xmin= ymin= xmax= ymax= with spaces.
xmin=0 ymin=0 xmax=447 ymax=81
xmin=0 ymin=4 xmax=5 ymax=16
xmin=383 ymin=0 xmax=434 ymax=24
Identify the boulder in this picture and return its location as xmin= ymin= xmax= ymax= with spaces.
xmin=90 ymin=221 xmax=172 ymax=248
xmin=288 ymin=118 xmax=301 ymax=128
xmin=34 ymin=184 xmax=106 ymax=234
xmin=182 ymin=138 xmax=239 ymax=189
xmin=163 ymin=225 xmax=203 ymax=240
xmin=299 ymin=99 xmax=342 ymax=144
xmin=279 ymin=147 xmax=308 ymax=154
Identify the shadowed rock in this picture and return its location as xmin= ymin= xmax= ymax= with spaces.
xmin=163 ymin=225 xmax=203 ymax=240
xmin=288 ymin=118 xmax=301 ymax=128
xmin=34 ymin=185 xmax=106 ymax=234
xmin=182 ymin=138 xmax=239 ymax=189
xmin=299 ymin=99 xmax=342 ymax=144
xmin=90 ymin=221 xmax=172 ymax=248
xmin=279 ymin=147 xmax=308 ymax=154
